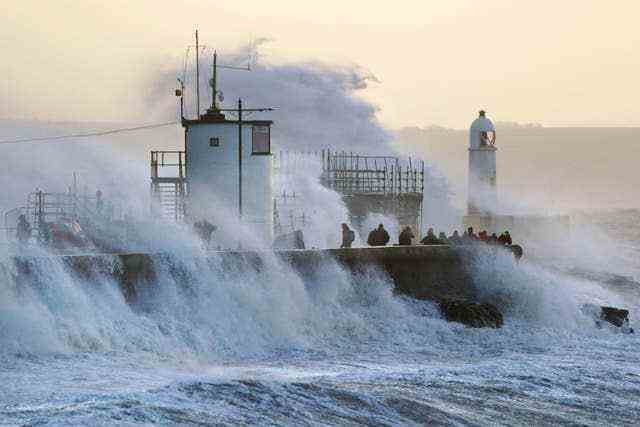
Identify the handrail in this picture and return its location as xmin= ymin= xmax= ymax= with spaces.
xmin=150 ymin=150 xmax=186 ymax=179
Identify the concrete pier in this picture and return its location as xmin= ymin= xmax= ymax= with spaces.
xmin=9 ymin=245 xmax=514 ymax=304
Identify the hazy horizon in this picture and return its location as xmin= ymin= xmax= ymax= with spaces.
xmin=2 ymin=1 xmax=639 ymax=221
xmin=3 ymin=1 xmax=640 ymax=129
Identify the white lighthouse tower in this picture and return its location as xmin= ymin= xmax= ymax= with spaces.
xmin=151 ymin=42 xmax=274 ymax=244
xmin=464 ymin=110 xmax=497 ymax=231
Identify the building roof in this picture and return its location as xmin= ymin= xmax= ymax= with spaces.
xmin=182 ymin=109 xmax=273 ymax=126
xmin=470 ymin=117 xmax=495 ymax=132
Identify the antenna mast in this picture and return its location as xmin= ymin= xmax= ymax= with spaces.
xmin=195 ymin=29 xmax=200 ymax=118
xmin=212 ymin=51 xmax=218 ymax=110
xmin=207 ymin=50 xmax=250 ymax=114
xmin=219 ymin=101 xmax=276 ymax=218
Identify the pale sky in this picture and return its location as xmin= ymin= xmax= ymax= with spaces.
xmin=2 ymin=0 xmax=640 ymax=128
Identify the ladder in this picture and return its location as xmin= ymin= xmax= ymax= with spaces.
xmin=151 ymin=179 xmax=187 ymax=222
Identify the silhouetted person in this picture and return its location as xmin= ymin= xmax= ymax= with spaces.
xmin=341 ymin=223 xmax=355 ymax=248
xmin=368 ymin=223 xmax=390 ymax=246
xmin=498 ymin=231 xmax=512 ymax=246
xmin=95 ymin=190 xmax=104 ymax=214
xmin=377 ymin=223 xmax=390 ymax=246
xmin=488 ymin=233 xmax=499 ymax=245
xmin=463 ymin=227 xmax=477 ymax=243
xmin=420 ymin=228 xmax=441 ymax=245
xmin=193 ymin=219 xmax=217 ymax=247
xmin=449 ymin=230 xmax=462 ymax=245
xmin=398 ymin=226 xmax=414 ymax=246
xmin=16 ymin=214 xmax=31 ymax=244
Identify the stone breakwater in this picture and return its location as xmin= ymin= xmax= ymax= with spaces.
xmin=8 ymin=245 xmax=515 ymax=305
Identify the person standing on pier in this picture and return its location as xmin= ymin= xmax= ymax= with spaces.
xmin=16 ymin=214 xmax=31 ymax=244
xmin=367 ymin=224 xmax=390 ymax=246
xmin=420 ymin=228 xmax=440 ymax=245
xmin=341 ymin=223 xmax=355 ymax=248
xmin=398 ymin=226 xmax=414 ymax=245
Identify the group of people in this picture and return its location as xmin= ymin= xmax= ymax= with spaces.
xmin=340 ymin=223 xmax=513 ymax=248
xmin=420 ymin=226 xmax=512 ymax=246
xmin=341 ymin=222 xmax=391 ymax=248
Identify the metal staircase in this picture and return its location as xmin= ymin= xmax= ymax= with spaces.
xmin=150 ymin=151 xmax=188 ymax=222
xmin=151 ymin=180 xmax=187 ymax=222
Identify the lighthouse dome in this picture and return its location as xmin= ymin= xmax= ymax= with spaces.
xmin=469 ymin=115 xmax=495 ymax=149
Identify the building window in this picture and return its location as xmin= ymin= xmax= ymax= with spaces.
xmin=209 ymin=137 xmax=220 ymax=147
xmin=252 ymin=125 xmax=270 ymax=154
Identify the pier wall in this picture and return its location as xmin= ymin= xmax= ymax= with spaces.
xmin=9 ymin=246 xmax=508 ymax=304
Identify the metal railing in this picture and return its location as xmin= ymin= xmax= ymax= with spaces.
xmin=3 ymin=190 xmax=118 ymax=242
xmin=150 ymin=151 xmax=186 ymax=179
xmin=321 ymin=149 xmax=425 ymax=196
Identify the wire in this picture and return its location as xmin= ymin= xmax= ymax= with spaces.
xmin=0 ymin=121 xmax=180 ymax=145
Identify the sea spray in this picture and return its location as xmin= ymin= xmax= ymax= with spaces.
xmin=0 ymin=243 xmax=437 ymax=360
xmin=2 ymin=238 xmax=640 ymax=425
xmin=470 ymin=246 xmax=638 ymax=331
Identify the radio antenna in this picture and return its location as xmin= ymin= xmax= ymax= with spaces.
xmin=208 ymin=50 xmax=250 ymax=113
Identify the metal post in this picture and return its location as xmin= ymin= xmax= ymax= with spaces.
xmin=72 ymin=172 xmax=78 ymax=218
xmin=180 ymin=89 xmax=184 ymax=119
xmin=195 ymin=30 xmax=200 ymax=118
xmin=177 ymin=78 xmax=185 ymax=120
xmin=238 ymin=98 xmax=243 ymax=219
xmin=212 ymin=51 xmax=217 ymax=110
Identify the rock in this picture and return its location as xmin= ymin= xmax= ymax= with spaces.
xmin=438 ymin=299 xmax=503 ymax=328
xmin=581 ymin=304 xmax=634 ymax=334
xmin=600 ymin=306 xmax=629 ymax=327
xmin=510 ymin=244 xmax=524 ymax=260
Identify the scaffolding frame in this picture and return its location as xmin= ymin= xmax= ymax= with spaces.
xmin=321 ymin=149 xmax=425 ymax=196
xmin=3 ymin=190 xmax=114 ymax=241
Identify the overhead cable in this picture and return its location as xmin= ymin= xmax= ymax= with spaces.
xmin=0 ymin=121 xmax=180 ymax=145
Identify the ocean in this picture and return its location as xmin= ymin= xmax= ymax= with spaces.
xmin=1 ymin=207 xmax=639 ymax=426
xmin=3 ymin=36 xmax=640 ymax=423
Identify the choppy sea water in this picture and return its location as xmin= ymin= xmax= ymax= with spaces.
xmin=1 ymin=210 xmax=639 ymax=426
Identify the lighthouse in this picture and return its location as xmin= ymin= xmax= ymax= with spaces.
xmin=462 ymin=111 xmax=572 ymax=239
xmin=467 ymin=110 xmax=497 ymax=215
xmin=463 ymin=110 xmax=497 ymax=232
